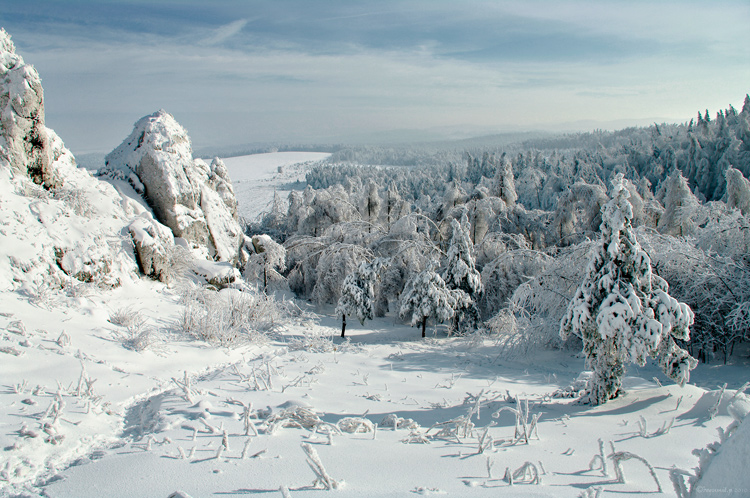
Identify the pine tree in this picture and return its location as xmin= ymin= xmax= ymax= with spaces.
xmin=443 ymin=218 xmax=482 ymax=333
xmin=400 ymin=269 xmax=466 ymax=338
xmin=560 ymin=174 xmax=697 ymax=405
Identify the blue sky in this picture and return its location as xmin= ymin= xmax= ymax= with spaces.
xmin=2 ymin=0 xmax=749 ymax=153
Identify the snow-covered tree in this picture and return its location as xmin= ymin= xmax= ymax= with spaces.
xmin=657 ymin=171 xmax=699 ymax=237
xmin=244 ymin=234 xmax=286 ymax=291
xmin=384 ymin=182 xmax=404 ymax=228
xmin=725 ymin=167 xmax=750 ymax=215
xmin=335 ymin=259 xmax=384 ymax=337
xmin=311 ymin=243 xmax=372 ymax=305
xmin=443 ymin=218 xmax=482 ymax=333
xmin=362 ymin=179 xmax=381 ymax=230
xmin=400 ymin=269 xmax=466 ymax=338
xmin=551 ymin=181 xmax=608 ymax=245
xmin=493 ymin=157 xmax=517 ymax=207
xmin=560 ymin=174 xmax=697 ymax=405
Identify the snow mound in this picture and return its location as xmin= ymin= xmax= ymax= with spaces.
xmin=693 ymin=406 xmax=750 ymax=497
xmin=101 ymin=110 xmax=245 ymax=266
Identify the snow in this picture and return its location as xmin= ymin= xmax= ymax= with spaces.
xmin=693 ymin=413 xmax=750 ymax=497
xmin=0 ymin=125 xmax=747 ymax=498
xmin=220 ymin=152 xmax=330 ymax=221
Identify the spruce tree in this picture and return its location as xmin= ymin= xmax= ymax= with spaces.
xmin=560 ymin=174 xmax=697 ymax=405
xmin=443 ymin=218 xmax=482 ymax=333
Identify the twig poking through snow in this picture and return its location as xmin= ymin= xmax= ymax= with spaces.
xmin=609 ymin=448 xmax=662 ymax=493
xmin=709 ymin=383 xmax=727 ymax=419
xmin=301 ymin=442 xmax=340 ymax=490
xmin=172 ymin=371 xmax=195 ymax=404
xmin=240 ymin=438 xmax=252 ymax=459
xmin=588 ymin=439 xmax=608 ymax=476
xmin=56 ymin=330 xmax=70 ymax=348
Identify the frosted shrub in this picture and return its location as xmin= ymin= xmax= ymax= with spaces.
xmin=109 ymin=307 xmax=156 ymax=352
xmin=560 ymin=175 xmax=697 ymax=405
xmin=178 ymin=288 xmax=286 ymax=347
xmin=53 ymin=186 xmax=94 ymax=217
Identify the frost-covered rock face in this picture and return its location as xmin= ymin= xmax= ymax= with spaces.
xmin=0 ymin=28 xmax=53 ymax=187
xmin=128 ymin=213 xmax=175 ymax=283
xmin=102 ymin=110 xmax=244 ymax=265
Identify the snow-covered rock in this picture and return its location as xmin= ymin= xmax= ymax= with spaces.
xmin=0 ymin=28 xmax=53 ymax=187
xmin=128 ymin=213 xmax=175 ymax=282
xmin=101 ymin=110 xmax=244 ymax=265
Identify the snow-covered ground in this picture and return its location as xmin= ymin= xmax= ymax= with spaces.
xmin=1 ymin=153 xmax=749 ymax=498
xmin=221 ymin=152 xmax=330 ymax=221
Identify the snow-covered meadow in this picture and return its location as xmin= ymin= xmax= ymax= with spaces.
xmin=222 ymin=152 xmax=330 ymax=222
xmin=0 ymin=151 xmax=747 ymax=498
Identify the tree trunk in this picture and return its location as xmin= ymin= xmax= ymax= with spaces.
xmin=421 ymin=316 xmax=427 ymax=338
xmin=263 ymin=266 xmax=268 ymax=291
xmin=341 ymin=314 xmax=347 ymax=338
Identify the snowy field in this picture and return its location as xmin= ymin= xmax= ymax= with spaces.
xmin=1 ymin=289 xmax=747 ymax=498
xmin=0 ymin=152 xmax=748 ymax=498
xmin=220 ymin=152 xmax=330 ymax=221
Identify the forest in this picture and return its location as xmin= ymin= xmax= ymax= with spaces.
xmin=249 ymin=97 xmax=750 ymax=368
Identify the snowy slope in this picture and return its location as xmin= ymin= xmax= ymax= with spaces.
xmin=221 ymin=152 xmax=330 ymax=221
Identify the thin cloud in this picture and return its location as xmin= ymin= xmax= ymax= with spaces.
xmin=201 ymin=19 xmax=250 ymax=46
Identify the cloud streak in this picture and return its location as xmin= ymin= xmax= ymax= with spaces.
xmin=201 ymin=19 xmax=250 ymax=46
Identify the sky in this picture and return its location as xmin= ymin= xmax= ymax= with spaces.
xmin=1 ymin=0 xmax=749 ymax=154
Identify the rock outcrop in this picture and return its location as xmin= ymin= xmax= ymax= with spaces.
xmin=102 ymin=110 xmax=245 ymax=266
xmin=1 ymin=29 xmax=139 ymax=292
xmin=0 ymin=28 xmax=53 ymax=187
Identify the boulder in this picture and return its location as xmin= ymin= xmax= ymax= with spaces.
xmin=102 ymin=110 xmax=244 ymax=265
